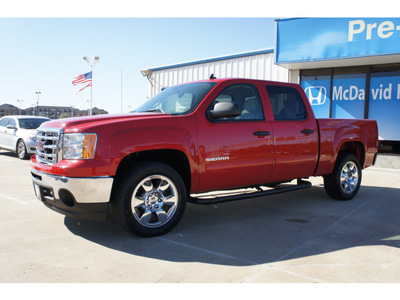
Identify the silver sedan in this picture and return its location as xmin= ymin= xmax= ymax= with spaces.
xmin=0 ymin=116 xmax=50 ymax=159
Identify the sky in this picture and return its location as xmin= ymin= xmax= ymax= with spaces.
xmin=0 ymin=17 xmax=276 ymax=114
xmin=0 ymin=0 xmax=388 ymax=115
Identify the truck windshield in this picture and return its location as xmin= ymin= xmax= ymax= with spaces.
xmin=135 ymin=82 xmax=216 ymax=115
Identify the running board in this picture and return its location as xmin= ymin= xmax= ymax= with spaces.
xmin=188 ymin=179 xmax=312 ymax=205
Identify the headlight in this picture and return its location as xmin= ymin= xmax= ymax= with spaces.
xmin=63 ymin=133 xmax=97 ymax=159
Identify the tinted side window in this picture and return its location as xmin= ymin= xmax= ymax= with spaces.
xmin=209 ymin=84 xmax=264 ymax=120
xmin=0 ymin=117 xmax=10 ymax=127
xmin=266 ymin=85 xmax=307 ymax=121
xmin=8 ymin=119 xmax=16 ymax=127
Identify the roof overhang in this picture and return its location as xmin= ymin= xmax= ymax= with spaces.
xmin=278 ymin=54 xmax=400 ymax=70
xmin=150 ymin=49 xmax=274 ymax=72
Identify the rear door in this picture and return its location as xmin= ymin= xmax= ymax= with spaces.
xmin=196 ymin=81 xmax=274 ymax=192
xmin=265 ymin=84 xmax=319 ymax=182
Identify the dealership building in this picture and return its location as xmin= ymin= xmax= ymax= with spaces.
xmin=143 ymin=18 xmax=400 ymax=153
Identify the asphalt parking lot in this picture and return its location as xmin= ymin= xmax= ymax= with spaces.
xmin=1 ymin=150 xmax=400 ymax=283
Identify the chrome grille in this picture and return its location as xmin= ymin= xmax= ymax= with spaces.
xmin=36 ymin=127 xmax=63 ymax=165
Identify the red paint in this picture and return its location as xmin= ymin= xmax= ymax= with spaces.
xmin=31 ymin=78 xmax=378 ymax=194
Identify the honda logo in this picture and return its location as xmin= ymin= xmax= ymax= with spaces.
xmin=305 ymin=86 xmax=327 ymax=105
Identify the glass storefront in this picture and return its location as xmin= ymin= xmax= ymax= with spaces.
xmin=368 ymin=71 xmax=400 ymax=141
xmin=331 ymin=73 xmax=366 ymax=119
xmin=301 ymin=64 xmax=400 ymax=151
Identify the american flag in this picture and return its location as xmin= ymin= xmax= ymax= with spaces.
xmin=72 ymin=71 xmax=92 ymax=86
xmin=77 ymin=82 xmax=92 ymax=93
xmin=72 ymin=71 xmax=92 ymax=93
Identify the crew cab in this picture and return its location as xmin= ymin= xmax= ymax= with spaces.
xmin=30 ymin=78 xmax=378 ymax=237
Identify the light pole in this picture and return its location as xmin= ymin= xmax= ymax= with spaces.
xmin=83 ymin=56 xmax=100 ymax=115
xmin=17 ymin=99 xmax=23 ymax=115
xmin=35 ymin=92 xmax=41 ymax=116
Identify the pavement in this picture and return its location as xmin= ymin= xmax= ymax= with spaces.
xmin=0 ymin=150 xmax=400 ymax=284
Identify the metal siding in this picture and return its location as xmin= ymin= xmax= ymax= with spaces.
xmin=149 ymin=51 xmax=292 ymax=97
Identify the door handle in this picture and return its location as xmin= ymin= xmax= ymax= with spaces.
xmin=301 ymin=129 xmax=314 ymax=135
xmin=253 ymin=131 xmax=270 ymax=137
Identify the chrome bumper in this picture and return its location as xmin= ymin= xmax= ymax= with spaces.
xmin=31 ymin=168 xmax=113 ymax=204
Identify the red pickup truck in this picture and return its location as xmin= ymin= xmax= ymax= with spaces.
xmin=30 ymin=78 xmax=378 ymax=237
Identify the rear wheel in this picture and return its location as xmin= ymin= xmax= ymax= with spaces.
xmin=112 ymin=162 xmax=187 ymax=237
xmin=324 ymin=153 xmax=362 ymax=200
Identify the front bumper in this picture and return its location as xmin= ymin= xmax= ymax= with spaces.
xmin=25 ymin=139 xmax=37 ymax=154
xmin=31 ymin=168 xmax=114 ymax=220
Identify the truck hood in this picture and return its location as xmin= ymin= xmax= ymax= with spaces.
xmin=40 ymin=113 xmax=167 ymax=133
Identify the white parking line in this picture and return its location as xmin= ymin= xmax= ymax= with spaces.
xmin=0 ymin=194 xmax=31 ymax=204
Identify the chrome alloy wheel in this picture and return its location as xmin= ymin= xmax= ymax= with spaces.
xmin=340 ymin=161 xmax=359 ymax=194
xmin=131 ymin=175 xmax=179 ymax=228
xmin=17 ymin=140 xmax=26 ymax=159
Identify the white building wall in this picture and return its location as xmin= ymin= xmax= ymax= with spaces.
xmin=149 ymin=51 xmax=294 ymax=97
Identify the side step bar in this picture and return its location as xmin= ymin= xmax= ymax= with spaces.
xmin=188 ymin=179 xmax=312 ymax=205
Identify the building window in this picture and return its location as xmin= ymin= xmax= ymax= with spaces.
xmin=331 ymin=73 xmax=366 ymax=119
xmin=301 ymin=73 xmax=331 ymax=118
xmin=300 ymin=64 xmax=400 ymax=144
xmin=368 ymin=70 xmax=400 ymax=141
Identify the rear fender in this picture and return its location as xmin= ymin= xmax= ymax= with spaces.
xmin=316 ymin=123 xmax=366 ymax=175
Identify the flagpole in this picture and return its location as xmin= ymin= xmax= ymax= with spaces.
xmin=121 ymin=68 xmax=123 ymax=113
xmin=83 ymin=56 xmax=100 ymax=116
xmin=90 ymin=63 xmax=93 ymax=116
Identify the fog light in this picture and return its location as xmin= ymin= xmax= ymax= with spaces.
xmin=59 ymin=189 xmax=75 ymax=207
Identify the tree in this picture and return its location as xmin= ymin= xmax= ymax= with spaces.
xmin=59 ymin=113 xmax=70 ymax=119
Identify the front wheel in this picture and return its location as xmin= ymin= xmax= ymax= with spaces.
xmin=112 ymin=162 xmax=187 ymax=237
xmin=324 ymin=153 xmax=362 ymax=201
xmin=17 ymin=140 xmax=29 ymax=160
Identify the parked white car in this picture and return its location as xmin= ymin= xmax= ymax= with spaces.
xmin=0 ymin=116 xmax=50 ymax=159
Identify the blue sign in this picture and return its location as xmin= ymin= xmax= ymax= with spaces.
xmin=368 ymin=72 xmax=400 ymax=140
xmin=331 ymin=74 xmax=366 ymax=119
xmin=276 ymin=18 xmax=400 ymax=64
xmin=301 ymin=75 xmax=331 ymax=118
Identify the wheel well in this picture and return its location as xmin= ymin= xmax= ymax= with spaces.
xmin=114 ymin=149 xmax=192 ymax=194
xmin=338 ymin=141 xmax=365 ymax=167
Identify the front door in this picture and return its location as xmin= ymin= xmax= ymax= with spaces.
xmin=0 ymin=117 xmax=10 ymax=149
xmin=197 ymin=82 xmax=274 ymax=192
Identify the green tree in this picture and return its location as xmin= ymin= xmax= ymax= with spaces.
xmin=59 ymin=113 xmax=70 ymax=119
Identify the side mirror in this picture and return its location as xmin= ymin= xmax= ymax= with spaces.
xmin=208 ymin=102 xmax=241 ymax=120
xmin=6 ymin=125 xmax=17 ymax=130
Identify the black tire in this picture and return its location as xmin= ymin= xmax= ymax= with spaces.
xmin=17 ymin=139 xmax=29 ymax=160
xmin=112 ymin=162 xmax=187 ymax=237
xmin=324 ymin=153 xmax=362 ymax=201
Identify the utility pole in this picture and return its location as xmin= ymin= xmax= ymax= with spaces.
xmin=121 ymin=68 xmax=123 ymax=113
xmin=35 ymin=92 xmax=41 ymax=116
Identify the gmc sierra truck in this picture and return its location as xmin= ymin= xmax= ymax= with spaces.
xmin=30 ymin=78 xmax=378 ymax=237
